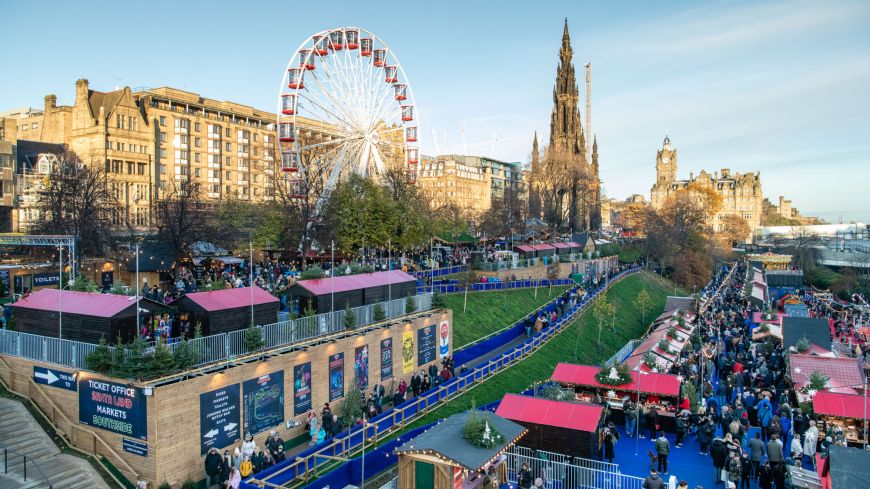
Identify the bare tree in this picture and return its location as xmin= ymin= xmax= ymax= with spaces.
xmin=154 ymin=181 xmax=216 ymax=260
xmin=31 ymin=151 xmax=123 ymax=258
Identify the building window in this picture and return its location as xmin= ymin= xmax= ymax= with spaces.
xmin=159 ymin=164 xmax=166 ymax=174
xmin=130 ymin=118 xmax=137 ymax=131
xmin=225 ymin=128 xmax=230 ymax=137
xmin=225 ymin=142 xmax=231 ymax=152
xmin=159 ymin=148 xmax=167 ymax=158
xmin=226 ymin=171 xmax=231 ymax=179
xmin=194 ymin=152 xmax=200 ymax=163
xmin=194 ymin=168 xmax=201 ymax=177
xmin=194 ymin=137 xmax=201 ymax=147
xmin=137 ymin=163 xmax=146 ymax=175
xmin=159 ymin=116 xmax=166 ymax=126
xmin=195 ymin=122 xmax=201 ymax=132
xmin=160 ymin=132 xmax=167 ymax=142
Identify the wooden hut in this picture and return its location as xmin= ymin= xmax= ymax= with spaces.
xmin=288 ymin=270 xmax=417 ymax=314
xmin=513 ymin=244 xmax=536 ymax=259
xmin=12 ymin=289 xmax=167 ymax=343
xmin=395 ymin=412 xmax=526 ymax=489
xmin=530 ymin=243 xmax=556 ymax=258
xmin=782 ymin=317 xmax=831 ymax=351
xmin=171 ymin=286 xmax=279 ymax=336
xmin=552 ymin=242 xmax=572 ymax=256
xmin=496 ymin=393 xmax=604 ymax=459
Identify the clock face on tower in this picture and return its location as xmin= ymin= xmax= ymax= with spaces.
xmin=662 ymin=155 xmax=670 ymax=164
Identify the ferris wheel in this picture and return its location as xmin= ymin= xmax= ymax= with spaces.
xmin=276 ymin=27 xmax=420 ymax=199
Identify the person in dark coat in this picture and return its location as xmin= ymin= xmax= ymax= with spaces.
xmin=740 ymin=453 xmax=752 ymax=489
xmin=646 ymin=405 xmax=659 ymax=439
xmin=517 ymin=462 xmax=533 ymax=489
xmin=698 ymin=418 xmax=715 ymax=455
xmin=410 ymin=372 xmax=422 ymax=397
xmin=204 ymin=448 xmax=223 ymax=488
xmin=220 ymin=450 xmax=233 ymax=486
xmin=757 ymin=461 xmax=773 ymax=489
xmin=603 ymin=429 xmax=616 ymax=463
xmin=711 ymin=438 xmax=728 ymax=480
xmin=642 ymin=469 xmax=665 ymax=489
xmin=330 ymin=414 xmax=343 ymax=437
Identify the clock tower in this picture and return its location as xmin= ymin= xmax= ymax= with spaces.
xmin=655 ymin=134 xmax=677 ymax=184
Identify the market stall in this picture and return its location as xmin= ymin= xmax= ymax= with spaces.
xmin=789 ymin=354 xmax=863 ymax=404
xmin=812 ymin=391 xmax=869 ymax=447
xmin=395 ymin=411 xmax=527 ymax=489
xmin=549 ymin=363 xmax=681 ymax=431
xmin=496 ymin=393 xmax=604 ymax=459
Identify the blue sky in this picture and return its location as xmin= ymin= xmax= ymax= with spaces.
xmin=1 ymin=0 xmax=868 ymax=222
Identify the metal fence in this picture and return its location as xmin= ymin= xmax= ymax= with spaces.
xmin=0 ymin=293 xmax=432 ymax=372
xmin=1 ymin=445 xmax=54 ymax=488
xmin=377 ymin=476 xmax=398 ymax=489
xmin=505 ymin=448 xmax=643 ymax=489
xmin=605 ymin=338 xmax=642 ymax=366
xmin=418 ymin=278 xmax=576 ymax=294
xmin=506 ymin=446 xmax=619 ymax=473
xmin=413 ymin=265 xmax=468 ymax=279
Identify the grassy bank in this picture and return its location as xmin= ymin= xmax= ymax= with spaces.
xmin=412 ymin=273 xmax=686 ymax=427
xmin=444 ymin=285 xmax=571 ymax=348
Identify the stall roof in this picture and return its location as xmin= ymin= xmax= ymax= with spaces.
xmin=552 ymin=242 xmax=572 ymax=249
xmin=395 ymin=412 xmax=526 ymax=471
xmin=294 ymin=270 xmax=417 ymax=296
xmin=783 ymin=317 xmax=832 ymax=350
xmin=514 ymin=245 xmax=535 ymax=252
xmin=824 ymin=445 xmax=870 ymax=489
xmin=496 ymin=394 xmax=602 ymax=432
xmin=664 ymin=296 xmax=695 ymax=314
xmin=813 ymin=391 xmax=870 ymax=419
xmin=550 ymin=363 xmax=680 ymax=397
xmin=12 ymin=289 xmax=157 ymax=318
xmin=789 ymin=354 xmax=864 ymax=393
xmin=565 ymin=241 xmax=582 ymax=248
xmin=530 ymin=243 xmax=555 ymax=251
xmin=181 ymin=286 xmax=278 ymax=312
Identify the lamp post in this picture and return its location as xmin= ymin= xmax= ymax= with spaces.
xmin=249 ymin=235 xmax=255 ymax=328
xmin=331 ymin=240 xmax=335 ymax=314
xmin=135 ymin=243 xmax=140 ymax=334
xmin=360 ymin=422 xmax=370 ymax=488
xmin=634 ymin=368 xmax=649 ymax=456
xmin=58 ymin=245 xmax=63 ymax=339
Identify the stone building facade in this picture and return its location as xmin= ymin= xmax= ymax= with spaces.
xmin=650 ymin=136 xmax=763 ymax=237
xmin=417 ymin=154 xmax=492 ymax=214
xmin=528 ymin=20 xmax=601 ymax=231
xmin=1 ymin=80 xmax=341 ymax=232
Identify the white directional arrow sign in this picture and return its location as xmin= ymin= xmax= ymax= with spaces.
xmin=34 ymin=370 xmax=59 ymax=384
xmin=224 ymin=423 xmax=237 ymax=432
xmin=204 ymin=429 xmax=219 ymax=439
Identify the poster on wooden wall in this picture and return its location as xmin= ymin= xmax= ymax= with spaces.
xmin=402 ymin=330 xmax=414 ymax=374
xmin=380 ymin=338 xmax=393 ymax=381
xmin=242 ymin=371 xmax=284 ymax=436
xmin=293 ymin=362 xmax=312 ymax=416
xmin=354 ymin=345 xmax=369 ymax=390
xmin=79 ymin=379 xmax=147 ymax=440
xmin=328 ymin=353 xmax=345 ymax=401
xmin=439 ymin=319 xmax=450 ymax=359
xmin=417 ymin=324 xmax=436 ymax=366
xmin=200 ymin=383 xmax=240 ymax=454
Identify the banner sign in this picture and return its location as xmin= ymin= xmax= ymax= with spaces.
xmin=380 ymin=338 xmax=393 ymax=381
xmin=79 ymin=379 xmax=147 ymax=440
xmin=402 ymin=330 xmax=414 ymax=374
xmin=417 ymin=325 xmax=436 ymax=366
xmin=200 ymin=383 xmax=240 ymax=454
xmin=439 ymin=320 xmax=450 ymax=359
xmin=242 ymin=371 xmax=284 ymax=436
xmin=354 ymin=345 xmax=369 ymax=390
xmin=293 ymin=362 xmax=312 ymax=416
xmin=328 ymin=353 xmax=345 ymax=401
xmin=33 ymin=273 xmax=60 ymax=287
xmin=122 ymin=438 xmax=148 ymax=457
xmin=33 ymin=366 xmax=77 ymax=391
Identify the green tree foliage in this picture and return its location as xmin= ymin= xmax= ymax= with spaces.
xmin=303 ymin=302 xmax=317 ymax=317
xmin=340 ymin=378 xmax=365 ymax=428
xmin=300 ymin=266 xmax=324 ymax=280
xmin=592 ymin=298 xmax=615 ymax=344
xmin=634 ymin=288 xmax=653 ymax=327
xmin=405 ymin=295 xmax=417 ymax=314
xmin=71 ymin=275 xmax=100 ymax=292
xmin=373 ymin=303 xmax=386 ymax=322
xmin=107 ymin=281 xmax=133 ymax=296
xmin=645 ymin=191 xmax=713 ymax=290
xmin=171 ymin=339 xmax=198 ymax=371
xmin=84 ymin=337 xmax=113 ymax=374
xmin=148 ymin=339 xmax=174 ymax=377
xmin=244 ymin=327 xmax=265 ymax=354
xmin=344 ymin=302 xmax=357 ymax=329
xmin=117 ymin=336 xmax=150 ymax=380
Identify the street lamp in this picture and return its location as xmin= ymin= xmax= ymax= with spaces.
xmin=634 ymin=367 xmax=650 ymax=456
xmin=360 ymin=421 xmax=371 ymax=488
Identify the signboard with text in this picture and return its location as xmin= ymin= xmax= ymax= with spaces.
xmin=354 ymin=345 xmax=369 ymax=390
xmin=293 ymin=362 xmax=312 ymax=416
xmin=328 ymin=353 xmax=344 ymax=401
xmin=79 ymin=379 xmax=147 ymax=440
xmin=33 ymin=366 xmax=77 ymax=391
xmin=200 ymin=384 xmax=241 ymax=454
xmin=417 ymin=325 xmax=436 ymax=366
xmin=33 ymin=273 xmax=60 ymax=287
xmin=380 ymin=338 xmax=393 ymax=381
xmin=122 ymin=439 xmax=148 ymax=457
xmin=242 ymin=371 xmax=284 ymax=436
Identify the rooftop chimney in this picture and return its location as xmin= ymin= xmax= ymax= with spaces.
xmin=44 ymin=94 xmax=57 ymax=110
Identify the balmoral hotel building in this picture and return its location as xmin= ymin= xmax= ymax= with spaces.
xmin=0 ymin=79 xmax=340 ymax=231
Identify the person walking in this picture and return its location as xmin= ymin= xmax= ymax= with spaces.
xmin=643 ymin=469 xmax=665 ymax=489
xmin=766 ymin=435 xmax=784 ymax=466
xmin=604 ymin=429 xmax=616 ymax=464
xmin=757 ymin=461 xmax=773 ymax=489
xmin=803 ymin=420 xmax=819 ymax=467
xmin=517 ymin=462 xmax=533 ymax=489
xmin=728 ymin=453 xmax=742 ymax=488
xmin=740 ymin=453 xmax=752 ymax=489
xmin=711 ymin=437 xmax=728 ymax=482
xmin=757 ymin=394 xmax=773 ymax=442
xmin=655 ymin=431 xmax=670 ymax=474
xmin=748 ymin=432 xmax=764 ymax=479
xmin=204 ymin=448 xmax=224 ymax=489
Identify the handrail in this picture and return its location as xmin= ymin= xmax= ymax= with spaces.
xmin=0 ymin=355 xmax=138 ymax=486
xmin=0 ymin=442 xmax=53 ymax=487
xmin=248 ymin=268 xmax=640 ymax=488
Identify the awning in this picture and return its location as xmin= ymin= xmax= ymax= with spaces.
xmin=813 ymin=391 xmax=870 ymax=419
xmin=550 ymin=363 xmax=680 ymax=397
xmin=496 ymin=393 xmax=602 ymax=432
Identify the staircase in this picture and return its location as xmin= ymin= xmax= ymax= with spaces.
xmin=0 ymin=398 xmax=110 ymax=489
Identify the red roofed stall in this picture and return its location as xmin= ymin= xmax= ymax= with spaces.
xmin=552 ymin=242 xmax=572 ymax=256
xmin=530 ymin=243 xmax=556 ymax=257
xmin=172 ymin=286 xmax=279 ymax=336
xmin=513 ymin=244 xmax=536 ymax=259
xmin=550 ymin=363 xmax=682 ymax=431
xmin=496 ymin=393 xmax=604 ymax=459
xmin=12 ymin=288 xmax=169 ymax=343
xmin=813 ymin=391 xmax=870 ymax=446
xmin=288 ymin=270 xmax=418 ymax=314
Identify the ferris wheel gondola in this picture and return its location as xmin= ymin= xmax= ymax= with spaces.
xmin=276 ymin=26 xmax=421 ymax=201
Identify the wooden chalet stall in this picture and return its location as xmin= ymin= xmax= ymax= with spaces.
xmin=171 ymin=286 xmax=279 ymax=336
xmin=513 ymin=244 xmax=536 ymax=260
xmin=552 ymin=242 xmax=572 ymax=256
xmin=395 ymin=412 xmax=526 ymax=489
xmin=530 ymin=243 xmax=556 ymax=258
xmin=12 ymin=289 xmax=167 ymax=343
xmin=550 ymin=363 xmax=681 ymax=431
xmin=812 ymin=391 xmax=870 ymax=447
xmin=288 ymin=270 xmax=418 ymax=314
xmin=496 ymin=393 xmax=604 ymax=459
xmin=782 ymin=317 xmax=832 ymax=354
